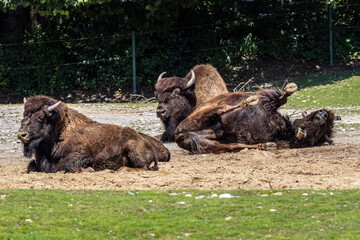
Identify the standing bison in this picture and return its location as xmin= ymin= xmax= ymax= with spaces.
xmin=175 ymin=83 xmax=339 ymax=154
xmin=17 ymin=95 xmax=170 ymax=173
xmin=155 ymin=64 xmax=228 ymax=142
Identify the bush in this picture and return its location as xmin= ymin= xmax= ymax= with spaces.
xmin=0 ymin=0 xmax=359 ymax=97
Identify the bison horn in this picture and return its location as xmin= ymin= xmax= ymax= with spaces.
xmin=335 ymin=115 xmax=342 ymax=121
xmin=48 ymin=101 xmax=61 ymax=112
xmin=157 ymin=72 xmax=166 ymax=82
xmin=302 ymin=111 xmax=308 ymax=117
xmin=184 ymin=70 xmax=195 ymax=89
xmin=23 ymin=97 xmax=27 ymax=104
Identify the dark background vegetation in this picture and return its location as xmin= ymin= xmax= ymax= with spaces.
xmin=0 ymin=0 xmax=359 ymax=102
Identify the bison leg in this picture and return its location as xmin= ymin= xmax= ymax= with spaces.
xmin=185 ymin=136 xmax=270 ymax=154
xmin=56 ymin=152 xmax=91 ymax=173
xmin=197 ymin=140 xmax=279 ymax=154
xmin=177 ymin=125 xmax=280 ymax=154
xmin=324 ymin=134 xmax=333 ymax=145
xmin=261 ymin=83 xmax=298 ymax=113
xmin=27 ymin=160 xmax=37 ymax=173
xmin=257 ymin=142 xmax=278 ymax=151
xmin=27 ymin=156 xmax=57 ymax=173
xmin=202 ymin=141 xmax=260 ymax=154
xmin=175 ymin=124 xmax=225 ymax=153
xmin=278 ymin=83 xmax=298 ymax=103
xmin=177 ymin=129 xmax=268 ymax=154
xmin=217 ymin=95 xmax=259 ymax=115
xmin=218 ymin=142 xmax=278 ymax=152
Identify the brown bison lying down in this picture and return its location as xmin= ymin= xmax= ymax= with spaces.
xmin=155 ymin=64 xmax=228 ymax=142
xmin=17 ymin=96 xmax=170 ymax=173
xmin=175 ymin=83 xmax=340 ymax=154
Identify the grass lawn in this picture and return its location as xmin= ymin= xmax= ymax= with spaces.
xmin=285 ymin=70 xmax=360 ymax=109
xmin=0 ymin=190 xmax=359 ymax=239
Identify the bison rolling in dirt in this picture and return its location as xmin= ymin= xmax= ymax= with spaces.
xmin=155 ymin=64 xmax=228 ymax=142
xmin=17 ymin=96 xmax=170 ymax=173
xmin=174 ymin=83 xmax=339 ymax=154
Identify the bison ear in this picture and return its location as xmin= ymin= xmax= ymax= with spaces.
xmin=172 ymin=88 xmax=181 ymax=96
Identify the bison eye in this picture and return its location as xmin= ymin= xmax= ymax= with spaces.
xmin=37 ymin=117 xmax=43 ymax=122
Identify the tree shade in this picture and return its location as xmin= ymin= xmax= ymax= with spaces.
xmin=0 ymin=0 xmax=359 ymax=97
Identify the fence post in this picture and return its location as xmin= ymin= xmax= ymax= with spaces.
xmin=132 ymin=31 xmax=137 ymax=94
xmin=329 ymin=2 xmax=334 ymax=66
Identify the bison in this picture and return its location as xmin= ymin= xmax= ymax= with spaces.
xmin=155 ymin=64 xmax=228 ymax=142
xmin=174 ymin=83 xmax=340 ymax=154
xmin=17 ymin=95 xmax=170 ymax=173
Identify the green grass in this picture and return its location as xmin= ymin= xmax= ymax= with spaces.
xmin=336 ymin=123 xmax=360 ymax=130
xmin=285 ymin=70 xmax=360 ymax=109
xmin=0 ymin=190 xmax=359 ymax=239
xmin=330 ymin=108 xmax=360 ymax=116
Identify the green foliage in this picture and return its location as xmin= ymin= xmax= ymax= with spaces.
xmin=0 ymin=0 xmax=359 ymax=97
xmin=0 ymin=190 xmax=359 ymax=239
xmin=1 ymin=0 xmax=79 ymax=13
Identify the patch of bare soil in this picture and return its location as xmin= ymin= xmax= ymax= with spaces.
xmin=0 ymin=104 xmax=359 ymax=190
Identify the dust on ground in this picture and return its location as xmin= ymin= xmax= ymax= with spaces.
xmin=0 ymin=103 xmax=359 ymax=190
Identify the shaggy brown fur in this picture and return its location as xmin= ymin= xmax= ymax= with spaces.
xmin=155 ymin=64 xmax=228 ymax=142
xmin=17 ymin=95 xmax=170 ymax=173
xmin=175 ymin=84 xmax=338 ymax=154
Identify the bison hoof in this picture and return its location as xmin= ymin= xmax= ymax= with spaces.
xmin=284 ymin=83 xmax=298 ymax=96
xmin=296 ymin=128 xmax=307 ymax=140
xmin=258 ymin=142 xmax=277 ymax=151
xmin=27 ymin=160 xmax=37 ymax=173
xmin=245 ymin=95 xmax=259 ymax=106
xmin=150 ymin=165 xmax=159 ymax=171
xmin=83 ymin=167 xmax=95 ymax=173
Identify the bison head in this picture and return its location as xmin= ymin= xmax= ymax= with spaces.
xmin=292 ymin=109 xmax=337 ymax=147
xmin=18 ymin=97 xmax=62 ymax=157
xmin=155 ymin=70 xmax=197 ymax=141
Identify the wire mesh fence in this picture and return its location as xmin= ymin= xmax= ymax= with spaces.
xmin=0 ymin=1 xmax=359 ymax=99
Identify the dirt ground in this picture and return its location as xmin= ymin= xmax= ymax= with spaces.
xmin=0 ymin=103 xmax=359 ymax=190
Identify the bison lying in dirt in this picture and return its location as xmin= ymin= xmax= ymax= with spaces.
xmin=17 ymin=96 xmax=170 ymax=173
xmin=175 ymin=83 xmax=339 ymax=154
xmin=155 ymin=64 xmax=228 ymax=142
